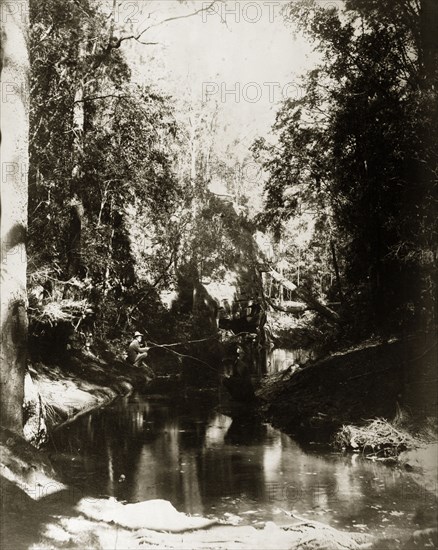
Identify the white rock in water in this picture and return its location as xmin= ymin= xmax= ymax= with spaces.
xmin=76 ymin=498 xmax=217 ymax=532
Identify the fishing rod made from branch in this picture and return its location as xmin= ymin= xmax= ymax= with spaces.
xmin=145 ymin=330 xmax=254 ymax=350
xmin=147 ymin=336 xmax=218 ymax=349
xmin=145 ymin=335 xmax=218 ymax=373
xmin=143 ymin=332 xmax=255 ymax=373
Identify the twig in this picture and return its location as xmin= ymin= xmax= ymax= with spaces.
xmin=117 ymin=1 xmax=220 ymax=47
xmin=345 ymin=341 xmax=437 ymax=383
xmin=407 ymin=341 xmax=437 ymax=363
xmin=344 ymin=366 xmax=395 ymax=381
xmin=148 ymin=336 xmax=217 ymax=349
xmin=281 ymin=510 xmax=334 ymax=531
xmin=149 ymin=342 xmax=218 ymax=373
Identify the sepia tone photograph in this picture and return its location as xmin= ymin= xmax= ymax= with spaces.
xmin=1 ymin=1 xmax=437 ymax=548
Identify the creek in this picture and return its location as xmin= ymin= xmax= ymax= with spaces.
xmin=3 ymin=349 xmax=435 ymax=548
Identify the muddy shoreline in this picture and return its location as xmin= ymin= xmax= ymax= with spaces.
xmin=28 ymin=349 xmax=151 ymax=435
xmin=257 ymin=336 xmax=437 ymax=436
xmin=2 ymin=339 xmax=437 ymax=549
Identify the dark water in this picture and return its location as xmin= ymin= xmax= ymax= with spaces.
xmin=2 ymin=349 xmax=435 ymax=549
xmin=45 ymin=389 xmax=434 ymax=541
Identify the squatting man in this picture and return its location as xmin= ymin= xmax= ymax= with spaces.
xmin=127 ymin=331 xmax=154 ymax=379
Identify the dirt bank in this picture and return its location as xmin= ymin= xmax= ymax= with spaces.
xmin=1 ymin=348 xmax=155 ymax=510
xmin=257 ymin=335 xmax=437 ymax=439
xmin=27 ymin=348 xmax=153 ymax=437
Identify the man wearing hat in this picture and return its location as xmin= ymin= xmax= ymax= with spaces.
xmin=127 ymin=331 xmax=150 ymax=367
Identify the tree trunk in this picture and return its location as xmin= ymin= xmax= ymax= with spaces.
xmin=294 ymin=286 xmax=340 ymax=322
xmin=0 ymin=0 xmax=30 ymax=434
xmin=330 ymin=239 xmax=344 ymax=304
xmin=65 ymin=196 xmax=84 ymax=280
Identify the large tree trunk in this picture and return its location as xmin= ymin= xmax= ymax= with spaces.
xmin=0 ymin=0 xmax=30 ymax=434
xmin=330 ymin=239 xmax=344 ymax=304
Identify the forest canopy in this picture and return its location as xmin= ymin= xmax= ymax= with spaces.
xmin=25 ymin=0 xmax=437 ymax=354
xmin=253 ymin=0 xmax=437 ymax=339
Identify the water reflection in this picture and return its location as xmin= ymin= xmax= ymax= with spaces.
xmin=49 ymin=393 xmax=435 ymax=540
xmin=225 ymin=343 xmax=313 ymax=380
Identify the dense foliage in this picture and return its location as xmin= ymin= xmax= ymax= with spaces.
xmin=27 ymin=0 xmax=261 ymax=354
xmin=254 ymin=0 xmax=437 ymax=340
xmin=27 ymin=0 xmax=436 ymax=358
xmin=28 ymin=0 xmax=184 ymax=346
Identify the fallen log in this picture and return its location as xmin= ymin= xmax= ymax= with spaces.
xmin=262 ymin=266 xmax=340 ymax=322
xmin=265 ymin=296 xmax=307 ymax=314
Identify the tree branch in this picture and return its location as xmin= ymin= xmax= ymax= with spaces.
xmin=117 ymin=1 xmax=221 ymax=47
xmin=73 ymin=93 xmax=129 ymax=104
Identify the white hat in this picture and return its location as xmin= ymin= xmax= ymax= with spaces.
xmin=134 ymin=331 xmax=143 ymax=337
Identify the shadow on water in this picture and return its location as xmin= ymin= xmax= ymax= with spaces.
xmin=40 ymin=389 xmax=435 ymax=539
xmin=2 ymin=348 xmax=436 ymax=548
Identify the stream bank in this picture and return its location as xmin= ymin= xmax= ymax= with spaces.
xmin=26 ymin=348 xmax=152 ymax=438
xmin=2 ymin=336 xmax=437 ymax=550
xmin=256 ymin=335 xmax=438 ymax=504
xmin=1 ymin=348 xmax=154 ymax=511
xmin=257 ymin=335 xmax=437 ymax=437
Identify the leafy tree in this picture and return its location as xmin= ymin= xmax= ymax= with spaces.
xmin=254 ymin=0 xmax=437 ymax=339
xmin=27 ymin=0 xmax=185 ymax=344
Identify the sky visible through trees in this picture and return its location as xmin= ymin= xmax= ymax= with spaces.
xmin=115 ymin=0 xmax=317 ymax=157
xmin=3 ymin=0 xmax=436 ymax=373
